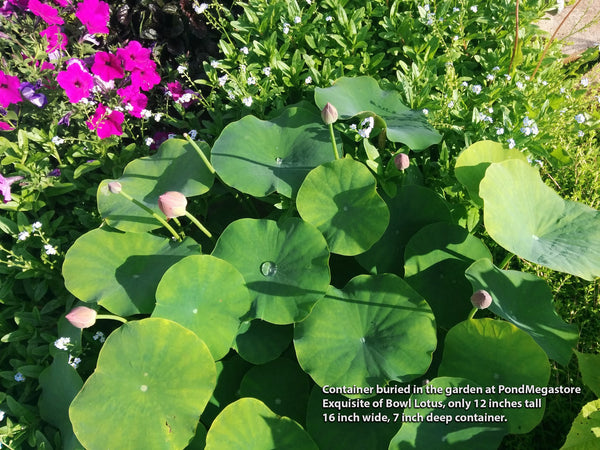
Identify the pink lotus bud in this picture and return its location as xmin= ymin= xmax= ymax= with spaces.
xmin=321 ymin=102 xmax=338 ymax=125
xmin=158 ymin=191 xmax=188 ymax=218
xmin=108 ymin=181 xmax=122 ymax=194
xmin=66 ymin=306 xmax=97 ymax=329
xmin=394 ymin=153 xmax=410 ymax=171
xmin=470 ymin=289 xmax=493 ymax=309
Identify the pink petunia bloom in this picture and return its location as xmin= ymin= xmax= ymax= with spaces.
xmin=116 ymin=41 xmax=152 ymax=72
xmin=52 ymin=0 xmax=71 ymax=6
xmin=117 ymin=84 xmax=147 ymax=118
xmin=40 ymin=25 xmax=67 ymax=53
xmin=0 ymin=122 xmax=15 ymax=131
xmin=75 ymin=0 xmax=110 ymax=34
xmin=0 ymin=70 xmax=22 ymax=107
xmin=56 ymin=61 xmax=93 ymax=103
xmin=28 ymin=0 xmax=63 ymax=25
xmin=130 ymin=60 xmax=161 ymax=91
xmin=41 ymin=61 xmax=55 ymax=70
xmin=0 ymin=173 xmax=24 ymax=203
xmin=91 ymin=52 xmax=124 ymax=82
xmin=86 ymin=104 xmax=124 ymax=139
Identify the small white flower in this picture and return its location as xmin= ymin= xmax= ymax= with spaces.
xmin=32 ymin=221 xmax=42 ymax=231
xmin=262 ymin=66 xmax=271 ymax=76
xmin=247 ymin=76 xmax=256 ymax=85
xmin=453 ymin=35 xmax=459 ymax=41
xmin=575 ymin=113 xmax=585 ymax=124
xmin=177 ymin=93 xmax=193 ymax=104
xmin=0 ymin=410 xmax=5 ymax=421
xmin=154 ymin=113 xmax=162 ymax=122
xmin=424 ymin=4 xmax=430 ymax=12
xmin=306 ymin=0 xmax=311 ymax=4
xmin=294 ymin=16 xmax=301 ymax=24
xmin=578 ymin=130 xmax=585 ymax=137
xmin=145 ymin=137 xmax=154 ymax=147
xmin=492 ymin=66 xmax=500 ymax=71
xmin=140 ymin=109 xmax=152 ymax=119
xmin=470 ymin=5 xmax=478 ymax=13
xmin=227 ymin=90 xmax=235 ymax=100
xmin=516 ymin=81 xmax=524 ymax=89
xmin=496 ymin=127 xmax=504 ymax=135
xmin=358 ymin=116 xmax=374 ymax=138
xmin=45 ymin=244 xmax=58 ymax=255
xmin=523 ymin=116 xmax=534 ymax=127
xmin=305 ymin=76 xmax=312 ymax=84
xmin=504 ymin=74 xmax=512 ymax=81
xmin=51 ymin=136 xmax=64 ymax=145
xmin=452 ymin=7 xmax=460 ymax=12
xmin=93 ymin=331 xmax=106 ymax=343
xmin=447 ymin=101 xmax=454 ymax=108
xmin=54 ymin=337 xmax=71 ymax=350
xmin=581 ymin=77 xmax=589 ymax=87
xmin=18 ymin=230 xmax=30 ymax=241
xmin=14 ymin=372 xmax=25 ymax=382
xmin=177 ymin=65 xmax=187 ymax=74
xmin=239 ymin=64 xmax=246 ymax=73
xmin=471 ymin=84 xmax=482 ymax=94
xmin=188 ymin=129 xmax=198 ymax=140
xmin=240 ymin=47 xmax=249 ymax=55
xmin=560 ymin=87 xmax=566 ymax=94
xmin=242 ymin=96 xmax=253 ymax=107
xmin=486 ymin=74 xmax=495 ymax=81
xmin=168 ymin=133 xmax=177 ymax=139
xmin=461 ymin=81 xmax=469 ymax=87
xmin=68 ymin=355 xmax=82 ymax=369
xmin=325 ymin=15 xmax=333 ymax=22
xmin=524 ymin=75 xmax=530 ymax=81
xmin=531 ymin=124 xmax=539 ymax=136
xmin=210 ymin=60 xmax=219 ymax=68
xmin=283 ymin=23 xmax=290 ymax=34
xmin=422 ymin=108 xmax=429 ymax=115
xmin=521 ymin=126 xmax=532 ymax=136
xmin=507 ymin=138 xmax=516 ymax=149
xmin=541 ymin=80 xmax=548 ymax=86
xmin=218 ymin=74 xmax=228 ymax=86
xmin=194 ymin=3 xmax=208 ymax=14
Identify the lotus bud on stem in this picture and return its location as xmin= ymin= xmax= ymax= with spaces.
xmin=321 ymin=102 xmax=340 ymax=160
xmin=107 ymin=181 xmax=182 ymax=241
xmin=183 ymin=133 xmax=216 ymax=174
xmin=468 ymin=289 xmax=493 ymax=319
xmin=394 ymin=153 xmax=410 ymax=171
xmin=158 ymin=191 xmax=213 ymax=240
xmin=66 ymin=306 xmax=127 ymax=329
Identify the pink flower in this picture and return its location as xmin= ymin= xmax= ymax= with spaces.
xmin=86 ymin=104 xmax=124 ymax=139
xmin=158 ymin=191 xmax=188 ymax=218
xmin=28 ymin=0 xmax=63 ymax=24
xmin=41 ymin=61 xmax=55 ymax=71
xmin=40 ymin=25 xmax=67 ymax=53
xmin=75 ymin=0 xmax=110 ymax=34
xmin=91 ymin=51 xmax=124 ymax=82
xmin=0 ymin=70 xmax=22 ymax=107
xmin=52 ymin=0 xmax=70 ymax=6
xmin=65 ymin=306 xmax=97 ymax=328
xmin=56 ymin=61 xmax=93 ymax=103
xmin=117 ymin=84 xmax=147 ymax=118
xmin=0 ymin=173 xmax=24 ymax=203
xmin=116 ymin=41 xmax=152 ymax=71
xmin=130 ymin=61 xmax=161 ymax=91
xmin=0 ymin=122 xmax=15 ymax=131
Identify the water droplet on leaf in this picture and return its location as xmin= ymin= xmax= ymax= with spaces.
xmin=275 ymin=157 xmax=282 ymax=166
xmin=260 ymin=261 xmax=278 ymax=277
xmin=192 ymin=308 xmax=198 ymax=314
xmin=140 ymin=384 xmax=148 ymax=392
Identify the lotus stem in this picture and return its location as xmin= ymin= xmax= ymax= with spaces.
xmin=184 ymin=210 xmax=213 ymax=240
xmin=96 ymin=314 xmax=128 ymax=324
xmin=467 ymin=307 xmax=478 ymax=320
xmin=184 ymin=133 xmax=216 ymax=174
xmin=328 ymin=123 xmax=340 ymax=160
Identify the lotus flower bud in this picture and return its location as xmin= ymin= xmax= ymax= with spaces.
xmin=107 ymin=181 xmax=122 ymax=194
xmin=321 ymin=102 xmax=338 ymax=125
xmin=66 ymin=306 xmax=97 ymax=329
xmin=158 ymin=191 xmax=188 ymax=218
xmin=470 ymin=289 xmax=493 ymax=309
xmin=394 ymin=153 xmax=410 ymax=171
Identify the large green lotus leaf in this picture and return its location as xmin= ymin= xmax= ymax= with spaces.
xmin=294 ymin=274 xmax=436 ymax=393
xmin=438 ymin=319 xmax=551 ymax=434
xmin=404 ymin=222 xmax=493 ymax=331
xmin=561 ymin=399 xmax=600 ymax=449
xmin=211 ymin=218 xmax=330 ymax=324
xmin=233 ymin=319 xmax=293 ymax=364
xmin=97 ymin=138 xmax=214 ymax=233
xmin=296 ymin=157 xmax=390 ymax=256
xmin=389 ymin=377 xmax=508 ymax=449
xmin=204 ymin=398 xmax=318 ymax=450
xmin=210 ymin=106 xmax=337 ymax=198
xmin=314 ymin=76 xmax=441 ymax=150
xmin=455 ymin=140 xmax=528 ymax=206
xmin=62 ymin=228 xmax=200 ymax=316
xmin=239 ymin=357 xmax=311 ymax=425
xmin=153 ymin=255 xmax=252 ymax=360
xmin=306 ymin=385 xmax=399 ymax=450
xmin=69 ymin=318 xmax=216 ymax=450
xmin=465 ymin=258 xmax=578 ymax=366
xmin=356 ymin=184 xmax=452 ymax=275
xmin=480 ymin=159 xmax=600 ymax=280
xmin=574 ymin=351 xmax=600 ymax=397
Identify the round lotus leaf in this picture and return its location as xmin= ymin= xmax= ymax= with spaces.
xmin=63 ymin=228 xmax=201 ymax=316
xmin=480 ymin=159 xmax=600 ymax=280
xmin=211 ymin=218 xmax=330 ymax=324
xmin=306 ymin=385 xmax=399 ymax=450
xmin=454 ymin=140 xmax=528 ymax=206
xmin=69 ymin=318 xmax=217 ymax=450
xmin=239 ymin=357 xmax=311 ymax=424
xmin=296 ymin=158 xmax=390 ymax=256
xmin=97 ymin=138 xmax=214 ymax=233
xmin=574 ymin=351 xmax=600 ymax=398
xmin=356 ymin=184 xmax=452 ymax=275
xmin=153 ymin=255 xmax=252 ymax=360
xmin=438 ymin=319 xmax=551 ymax=434
xmin=465 ymin=258 xmax=578 ymax=366
xmin=314 ymin=76 xmax=441 ymax=150
xmin=233 ymin=319 xmax=293 ymax=364
xmin=204 ymin=398 xmax=318 ymax=450
xmin=404 ymin=222 xmax=492 ymax=331
xmin=210 ymin=106 xmax=337 ymax=198
xmin=389 ymin=377 xmax=508 ymax=450
xmin=294 ymin=274 xmax=436 ymax=392
xmin=561 ymin=399 xmax=600 ymax=449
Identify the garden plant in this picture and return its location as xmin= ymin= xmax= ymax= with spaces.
xmin=0 ymin=0 xmax=599 ymax=449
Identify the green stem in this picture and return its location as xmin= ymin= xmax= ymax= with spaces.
xmin=96 ymin=314 xmax=128 ymax=324
xmin=328 ymin=123 xmax=340 ymax=160
xmin=184 ymin=211 xmax=213 ymax=240
xmin=468 ymin=307 xmax=478 ymax=320
xmin=499 ymin=252 xmax=515 ymax=270
xmin=184 ymin=133 xmax=216 ymax=174
xmin=117 ymin=189 xmax=182 ymax=241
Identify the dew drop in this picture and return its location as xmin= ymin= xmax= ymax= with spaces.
xmin=275 ymin=157 xmax=283 ymax=166
xmin=140 ymin=384 xmax=148 ymax=392
xmin=192 ymin=308 xmax=198 ymax=314
xmin=260 ymin=261 xmax=278 ymax=277
xmin=343 ymin=206 xmax=348 ymax=211
xmin=359 ymin=337 xmax=366 ymax=344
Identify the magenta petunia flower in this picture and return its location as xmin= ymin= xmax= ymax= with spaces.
xmin=56 ymin=61 xmax=93 ymax=103
xmin=117 ymin=84 xmax=147 ymax=118
xmin=52 ymin=0 xmax=71 ymax=6
xmin=0 ymin=173 xmax=24 ymax=203
xmin=40 ymin=25 xmax=67 ymax=53
xmin=0 ymin=122 xmax=15 ymax=131
xmin=130 ymin=61 xmax=161 ymax=91
xmin=116 ymin=41 xmax=152 ymax=72
xmin=86 ymin=104 xmax=124 ymax=139
xmin=28 ymin=0 xmax=63 ymax=25
xmin=0 ymin=70 xmax=22 ymax=107
xmin=91 ymin=51 xmax=124 ymax=82
xmin=75 ymin=0 xmax=110 ymax=34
